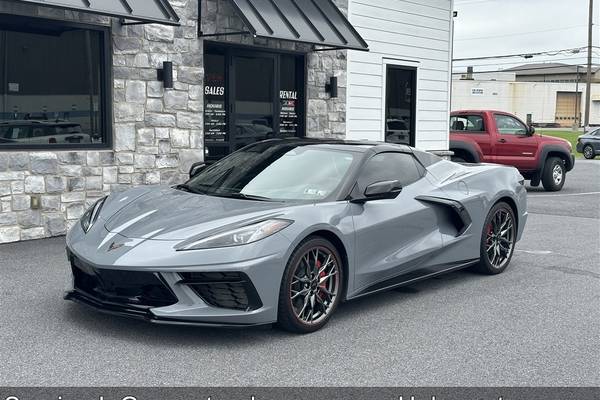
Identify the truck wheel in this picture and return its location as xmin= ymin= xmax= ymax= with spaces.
xmin=541 ymin=157 xmax=566 ymax=192
xmin=583 ymin=145 xmax=596 ymax=159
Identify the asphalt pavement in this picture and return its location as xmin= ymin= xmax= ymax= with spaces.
xmin=0 ymin=161 xmax=599 ymax=386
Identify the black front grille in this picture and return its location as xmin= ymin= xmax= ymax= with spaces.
xmin=70 ymin=256 xmax=178 ymax=309
xmin=180 ymin=272 xmax=262 ymax=311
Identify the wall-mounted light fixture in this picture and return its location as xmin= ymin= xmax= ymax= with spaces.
xmin=325 ymin=76 xmax=338 ymax=98
xmin=157 ymin=61 xmax=174 ymax=89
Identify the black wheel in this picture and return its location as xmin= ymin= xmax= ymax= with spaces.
xmin=473 ymin=202 xmax=517 ymax=275
xmin=451 ymin=156 xmax=467 ymax=163
xmin=277 ymin=237 xmax=344 ymax=334
xmin=583 ymin=145 xmax=596 ymax=160
xmin=541 ymin=157 xmax=566 ymax=192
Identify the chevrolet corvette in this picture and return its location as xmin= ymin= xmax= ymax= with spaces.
xmin=65 ymin=139 xmax=527 ymax=333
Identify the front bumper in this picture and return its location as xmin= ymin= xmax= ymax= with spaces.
xmin=64 ymin=232 xmax=290 ymax=327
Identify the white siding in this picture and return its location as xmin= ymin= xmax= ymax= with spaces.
xmin=346 ymin=0 xmax=453 ymax=151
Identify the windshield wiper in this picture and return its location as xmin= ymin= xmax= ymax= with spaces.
xmin=174 ymin=184 xmax=204 ymax=194
xmin=220 ymin=192 xmax=275 ymax=202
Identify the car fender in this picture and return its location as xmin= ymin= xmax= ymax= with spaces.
xmin=537 ymin=144 xmax=575 ymax=172
xmin=449 ymin=139 xmax=482 ymax=163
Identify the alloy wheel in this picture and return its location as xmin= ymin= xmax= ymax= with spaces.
xmin=290 ymin=246 xmax=340 ymax=325
xmin=552 ymin=164 xmax=564 ymax=186
xmin=584 ymin=146 xmax=594 ymax=159
xmin=485 ymin=209 xmax=515 ymax=269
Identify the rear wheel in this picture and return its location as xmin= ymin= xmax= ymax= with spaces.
xmin=473 ymin=202 xmax=517 ymax=275
xmin=541 ymin=157 xmax=566 ymax=191
xmin=277 ymin=237 xmax=344 ymax=334
xmin=583 ymin=145 xmax=596 ymax=159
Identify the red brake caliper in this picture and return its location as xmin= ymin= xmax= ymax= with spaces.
xmin=316 ymin=259 xmax=327 ymax=300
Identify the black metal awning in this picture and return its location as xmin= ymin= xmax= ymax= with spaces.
xmin=12 ymin=0 xmax=180 ymax=26
xmin=201 ymin=0 xmax=369 ymax=52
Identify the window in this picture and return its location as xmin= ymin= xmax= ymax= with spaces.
xmin=357 ymin=152 xmax=423 ymax=192
xmin=494 ymin=114 xmax=528 ymax=135
xmin=385 ymin=66 xmax=417 ymax=146
xmin=450 ymin=115 xmax=485 ymax=132
xmin=203 ymin=44 xmax=305 ymax=162
xmin=0 ymin=15 xmax=110 ymax=149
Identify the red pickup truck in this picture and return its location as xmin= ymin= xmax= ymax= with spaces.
xmin=450 ymin=110 xmax=575 ymax=191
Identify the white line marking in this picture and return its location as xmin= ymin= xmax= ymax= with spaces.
xmin=528 ymin=191 xmax=600 ymax=198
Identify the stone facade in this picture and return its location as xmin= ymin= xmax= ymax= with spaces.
xmin=0 ymin=0 xmax=349 ymax=244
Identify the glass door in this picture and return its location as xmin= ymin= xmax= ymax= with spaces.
xmin=204 ymin=44 xmax=305 ymax=162
xmin=231 ymin=54 xmax=276 ymax=152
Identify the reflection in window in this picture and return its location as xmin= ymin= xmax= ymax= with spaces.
xmin=385 ymin=66 xmax=416 ymax=146
xmin=0 ymin=16 xmax=107 ymax=148
xmin=494 ymin=114 xmax=527 ymax=135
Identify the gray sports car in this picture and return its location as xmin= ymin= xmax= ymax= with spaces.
xmin=65 ymin=139 xmax=528 ymax=333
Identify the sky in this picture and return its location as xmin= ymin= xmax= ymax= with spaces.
xmin=453 ymin=0 xmax=600 ymax=73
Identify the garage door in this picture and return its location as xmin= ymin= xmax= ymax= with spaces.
xmin=555 ymin=92 xmax=581 ymax=127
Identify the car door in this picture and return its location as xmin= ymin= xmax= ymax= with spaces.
xmin=493 ymin=113 xmax=539 ymax=170
xmin=350 ymin=152 xmax=443 ymax=294
xmin=450 ymin=113 xmax=493 ymax=161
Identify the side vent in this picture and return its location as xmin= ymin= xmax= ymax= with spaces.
xmin=416 ymin=196 xmax=472 ymax=236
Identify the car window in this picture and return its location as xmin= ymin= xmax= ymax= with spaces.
xmin=494 ymin=114 xmax=528 ymax=135
xmin=187 ymin=144 xmax=359 ymax=202
xmin=357 ymin=152 xmax=423 ymax=192
xmin=450 ymin=115 xmax=485 ymax=132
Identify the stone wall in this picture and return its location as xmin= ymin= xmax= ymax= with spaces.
xmin=0 ymin=0 xmax=203 ymax=244
xmin=0 ymin=0 xmax=348 ymax=244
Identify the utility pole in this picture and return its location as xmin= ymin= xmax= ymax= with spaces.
xmin=575 ymin=65 xmax=580 ymax=131
xmin=584 ymin=0 xmax=594 ymax=128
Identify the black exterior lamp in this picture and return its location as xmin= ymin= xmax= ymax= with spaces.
xmin=325 ymin=76 xmax=338 ymax=98
xmin=157 ymin=61 xmax=174 ymax=89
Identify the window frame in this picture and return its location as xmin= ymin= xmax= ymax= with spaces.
xmin=355 ymin=151 xmax=425 ymax=194
xmin=0 ymin=14 xmax=112 ymax=151
xmin=382 ymin=59 xmax=419 ymax=147
xmin=493 ymin=113 xmax=529 ymax=136
xmin=450 ymin=114 xmax=486 ymax=133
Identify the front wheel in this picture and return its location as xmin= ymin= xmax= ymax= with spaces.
xmin=473 ymin=202 xmax=517 ymax=275
xmin=583 ymin=145 xmax=596 ymax=159
xmin=541 ymin=157 xmax=566 ymax=191
xmin=277 ymin=237 xmax=344 ymax=334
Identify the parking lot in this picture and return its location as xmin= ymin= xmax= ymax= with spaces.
xmin=0 ymin=161 xmax=598 ymax=387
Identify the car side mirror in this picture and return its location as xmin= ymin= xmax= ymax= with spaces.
xmin=352 ymin=180 xmax=403 ymax=203
xmin=189 ymin=162 xmax=206 ymax=178
xmin=527 ymin=126 xmax=536 ymax=136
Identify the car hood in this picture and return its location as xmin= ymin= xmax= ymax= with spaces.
xmin=539 ymin=134 xmax=571 ymax=147
xmin=102 ymin=186 xmax=290 ymax=241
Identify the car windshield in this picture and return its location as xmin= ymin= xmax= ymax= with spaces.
xmin=185 ymin=142 xmax=358 ymax=202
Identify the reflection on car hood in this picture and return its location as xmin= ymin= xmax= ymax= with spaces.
xmin=103 ymin=186 xmax=289 ymax=241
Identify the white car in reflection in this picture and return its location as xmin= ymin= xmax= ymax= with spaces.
xmin=0 ymin=120 xmax=91 ymax=145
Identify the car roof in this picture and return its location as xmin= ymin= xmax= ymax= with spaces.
xmin=258 ymin=138 xmax=413 ymax=154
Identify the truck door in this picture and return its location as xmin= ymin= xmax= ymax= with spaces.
xmin=492 ymin=113 xmax=539 ymax=170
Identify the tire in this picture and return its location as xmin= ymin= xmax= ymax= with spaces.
xmin=541 ymin=157 xmax=566 ymax=192
xmin=583 ymin=145 xmax=596 ymax=160
xmin=473 ymin=202 xmax=517 ymax=275
xmin=451 ymin=156 xmax=467 ymax=163
xmin=277 ymin=237 xmax=344 ymax=334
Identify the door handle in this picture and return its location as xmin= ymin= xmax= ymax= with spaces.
xmin=498 ymin=138 xmax=507 ymax=143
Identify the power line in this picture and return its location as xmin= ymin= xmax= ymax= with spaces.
xmin=454 ymin=55 xmax=600 ymax=68
xmin=455 ymin=25 xmax=587 ymax=41
xmin=451 ymin=63 xmax=599 ymax=75
xmin=453 ymin=46 xmax=589 ymax=62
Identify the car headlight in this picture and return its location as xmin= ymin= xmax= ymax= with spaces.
xmin=176 ymin=219 xmax=293 ymax=251
xmin=80 ymin=196 xmax=107 ymax=233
